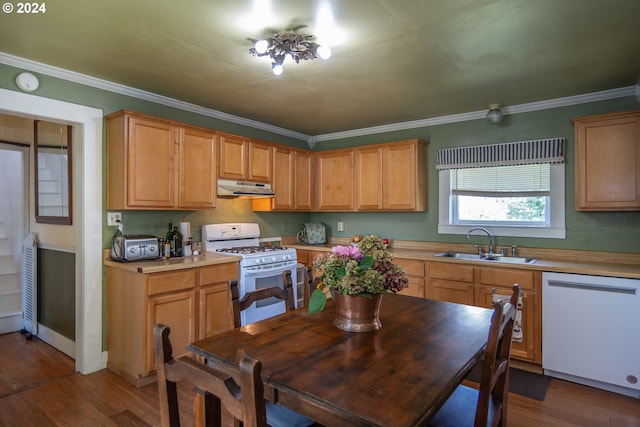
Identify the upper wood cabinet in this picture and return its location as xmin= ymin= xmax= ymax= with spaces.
xmin=253 ymin=146 xmax=314 ymax=211
xmin=315 ymin=149 xmax=355 ymax=211
xmin=355 ymin=139 xmax=428 ymax=211
xmin=574 ymin=110 xmax=640 ymax=211
xmin=218 ymin=133 xmax=272 ymax=183
xmin=106 ymin=111 xmax=217 ymax=210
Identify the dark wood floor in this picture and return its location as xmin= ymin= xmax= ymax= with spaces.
xmin=1 ymin=331 xmax=639 ymax=427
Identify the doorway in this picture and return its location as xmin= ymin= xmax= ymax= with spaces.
xmin=0 ymin=87 xmax=104 ymax=375
xmin=0 ymin=143 xmax=28 ymax=334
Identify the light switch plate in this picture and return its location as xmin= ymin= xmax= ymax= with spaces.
xmin=337 ymin=221 xmax=344 ymax=232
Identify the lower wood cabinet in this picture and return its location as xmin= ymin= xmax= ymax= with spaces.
xmin=106 ymin=261 xmax=238 ymax=386
xmin=395 ymin=258 xmax=426 ymax=298
xmin=426 ymin=261 xmax=541 ymax=363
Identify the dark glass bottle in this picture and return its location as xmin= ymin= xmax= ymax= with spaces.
xmin=165 ymin=222 xmax=173 ymax=241
xmin=170 ymin=226 xmax=183 ymax=257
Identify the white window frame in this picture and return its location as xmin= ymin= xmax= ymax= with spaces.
xmin=438 ymin=163 xmax=566 ymax=239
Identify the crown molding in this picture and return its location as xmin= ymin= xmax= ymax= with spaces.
xmin=310 ymin=86 xmax=636 ymax=144
xmin=0 ymin=52 xmax=310 ymax=142
xmin=1 ymin=52 xmax=635 ymax=148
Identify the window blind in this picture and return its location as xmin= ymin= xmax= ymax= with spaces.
xmin=436 ymin=137 xmax=565 ymax=170
xmin=451 ymin=164 xmax=550 ymax=196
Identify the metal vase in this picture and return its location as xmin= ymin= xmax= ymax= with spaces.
xmin=333 ymin=293 xmax=383 ymax=332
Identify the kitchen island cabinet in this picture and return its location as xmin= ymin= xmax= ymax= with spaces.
xmin=574 ymin=110 xmax=640 ymax=211
xmin=106 ymin=111 xmax=217 ymax=210
xmin=106 ymin=258 xmax=237 ymax=386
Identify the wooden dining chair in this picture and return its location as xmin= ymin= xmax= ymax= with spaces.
xmin=229 ymin=273 xmax=322 ymax=427
xmin=230 ymin=272 xmax=295 ymax=328
xmin=154 ymin=323 xmax=267 ymax=427
xmin=428 ymin=284 xmax=520 ymax=427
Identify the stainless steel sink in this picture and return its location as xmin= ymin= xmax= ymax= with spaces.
xmin=434 ymin=252 xmax=537 ymax=264
xmin=434 ymin=252 xmax=485 ymax=260
xmin=481 ymin=255 xmax=537 ymax=264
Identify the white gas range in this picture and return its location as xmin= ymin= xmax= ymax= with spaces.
xmin=202 ymin=223 xmax=299 ymax=326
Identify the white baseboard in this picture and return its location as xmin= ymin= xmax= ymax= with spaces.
xmin=37 ymin=323 xmax=75 ymax=359
xmin=0 ymin=312 xmax=22 ymax=334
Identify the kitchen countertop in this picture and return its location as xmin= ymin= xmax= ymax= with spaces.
xmin=288 ymin=243 xmax=640 ymax=280
xmin=103 ymin=250 xmax=239 ymax=274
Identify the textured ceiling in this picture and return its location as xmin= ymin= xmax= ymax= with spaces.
xmin=1 ymin=0 xmax=639 ymax=137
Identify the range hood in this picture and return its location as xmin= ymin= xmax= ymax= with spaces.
xmin=217 ymin=179 xmax=276 ymax=198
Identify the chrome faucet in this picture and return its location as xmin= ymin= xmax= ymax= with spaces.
xmin=466 ymin=227 xmax=495 ymax=255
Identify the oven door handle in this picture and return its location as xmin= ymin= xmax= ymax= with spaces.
xmin=242 ymin=260 xmax=298 ymax=274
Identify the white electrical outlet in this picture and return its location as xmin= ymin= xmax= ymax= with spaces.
xmin=107 ymin=212 xmax=122 ymax=226
xmin=337 ymin=221 xmax=344 ymax=232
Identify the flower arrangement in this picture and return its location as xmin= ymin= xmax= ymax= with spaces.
xmin=308 ymin=235 xmax=408 ymax=313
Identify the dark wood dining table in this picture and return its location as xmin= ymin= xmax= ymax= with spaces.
xmin=187 ymin=293 xmax=493 ymax=427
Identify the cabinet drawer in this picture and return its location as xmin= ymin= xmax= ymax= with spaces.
xmin=147 ymin=269 xmax=196 ymax=296
xmin=478 ymin=267 xmax=535 ymax=290
xmin=199 ymin=262 xmax=238 ymax=286
xmin=395 ymin=258 xmax=425 ymax=277
xmin=427 ymin=262 xmax=474 ymax=283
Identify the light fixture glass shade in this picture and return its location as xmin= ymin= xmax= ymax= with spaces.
xmin=254 ymin=39 xmax=269 ymax=54
xmin=486 ymin=104 xmax=504 ymax=124
xmin=272 ymin=63 xmax=284 ymax=75
xmin=317 ymin=45 xmax=331 ymax=60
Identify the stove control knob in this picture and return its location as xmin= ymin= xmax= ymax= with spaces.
xmin=272 ymin=256 xmax=277 ymax=262
xmin=259 ymin=258 xmax=266 ymax=264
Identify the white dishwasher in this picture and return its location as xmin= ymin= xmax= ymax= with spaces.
xmin=542 ymin=272 xmax=640 ymax=398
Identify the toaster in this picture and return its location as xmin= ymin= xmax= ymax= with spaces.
xmin=111 ymin=235 xmax=160 ymax=261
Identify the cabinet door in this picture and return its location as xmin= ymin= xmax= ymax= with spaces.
xmin=355 ymin=146 xmax=383 ymax=210
xmin=219 ymin=134 xmax=246 ymax=180
xmin=574 ymin=111 xmax=640 ymax=210
xmin=425 ymin=262 xmax=474 ymax=304
xmin=145 ymin=289 xmax=196 ymax=375
xmin=395 ymin=258 xmax=425 ymax=298
xmin=294 ymin=150 xmax=314 ymax=211
xmin=179 ymin=127 xmax=217 ymax=209
xmin=198 ymin=263 xmax=238 ymax=339
xmin=127 ymin=116 xmax=177 ymax=208
xmin=383 ymin=141 xmax=418 ymax=210
xmin=316 ymin=150 xmax=355 ymax=211
xmin=272 ymin=146 xmax=295 ymax=210
xmin=248 ymin=140 xmax=272 ymax=183
xmin=476 ymin=285 xmax=537 ymax=362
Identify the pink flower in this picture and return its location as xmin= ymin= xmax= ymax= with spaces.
xmin=332 ymin=245 xmax=364 ymax=260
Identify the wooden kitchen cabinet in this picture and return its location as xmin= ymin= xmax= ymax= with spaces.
xmin=382 ymin=139 xmax=428 ymax=211
xmin=253 ymin=146 xmax=314 ymax=211
xmin=394 ymin=258 xmax=426 ymax=298
xmin=198 ymin=263 xmax=237 ymax=339
xmin=475 ymin=267 xmax=540 ymax=363
xmin=425 ymin=261 xmax=475 ymax=305
xmin=218 ymin=133 xmax=272 ymax=183
xmin=425 ymin=261 xmax=541 ymax=363
xmin=315 ymin=149 xmax=355 ymax=211
xmin=574 ymin=110 xmax=640 ymax=211
xmin=106 ymin=111 xmax=217 ymax=210
xmin=106 ymin=261 xmax=238 ymax=386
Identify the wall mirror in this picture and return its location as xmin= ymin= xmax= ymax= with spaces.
xmin=34 ymin=120 xmax=72 ymax=225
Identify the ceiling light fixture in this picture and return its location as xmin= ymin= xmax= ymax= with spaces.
xmin=486 ymin=104 xmax=504 ymax=124
xmin=250 ymin=31 xmax=331 ymax=75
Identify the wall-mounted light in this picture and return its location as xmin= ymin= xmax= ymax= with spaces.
xmin=249 ymin=31 xmax=331 ymax=75
xmin=486 ymin=104 xmax=504 ymax=124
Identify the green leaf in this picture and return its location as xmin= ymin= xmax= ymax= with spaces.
xmin=359 ymin=255 xmax=374 ymax=271
xmin=308 ymin=289 xmax=327 ymax=313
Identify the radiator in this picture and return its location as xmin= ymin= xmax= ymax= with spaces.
xmin=22 ymin=233 xmax=37 ymax=336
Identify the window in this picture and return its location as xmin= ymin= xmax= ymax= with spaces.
xmin=437 ymin=138 xmax=566 ymax=239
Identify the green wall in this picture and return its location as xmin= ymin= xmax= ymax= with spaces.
xmin=310 ymin=99 xmax=640 ymax=254
xmin=2 ymin=62 xmax=639 ymax=253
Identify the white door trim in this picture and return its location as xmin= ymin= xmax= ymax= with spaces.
xmin=0 ymin=87 xmax=104 ymax=374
